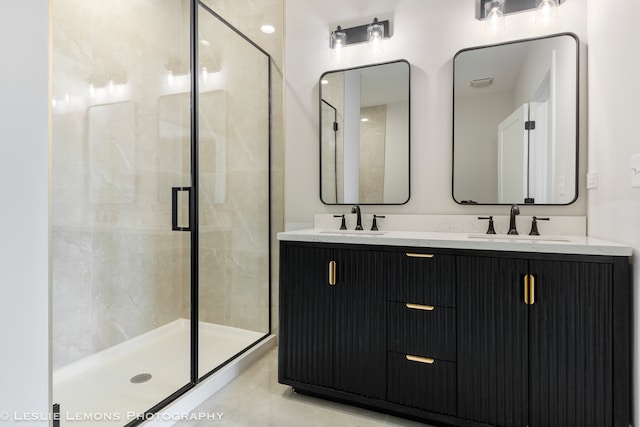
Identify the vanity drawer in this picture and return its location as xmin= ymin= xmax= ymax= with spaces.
xmin=388 ymin=302 xmax=456 ymax=362
xmin=389 ymin=252 xmax=456 ymax=307
xmin=388 ymin=351 xmax=456 ymax=416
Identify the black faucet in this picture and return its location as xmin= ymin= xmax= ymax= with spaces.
xmin=508 ymin=204 xmax=520 ymax=235
xmin=351 ymin=205 xmax=363 ymax=230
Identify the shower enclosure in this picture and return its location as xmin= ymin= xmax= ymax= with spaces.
xmin=51 ymin=1 xmax=271 ymax=425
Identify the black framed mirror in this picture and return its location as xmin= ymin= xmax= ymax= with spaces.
xmin=452 ymin=33 xmax=579 ymax=205
xmin=320 ymin=59 xmax=410 ymax=205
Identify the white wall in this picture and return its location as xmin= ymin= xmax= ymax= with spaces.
xmin=0 ymin=1 xmax=50 ymax=425
xmin=284 ymin=0 xmax=588 ymax=229
xmin=586 ymin=0 xmax=640 ymax=424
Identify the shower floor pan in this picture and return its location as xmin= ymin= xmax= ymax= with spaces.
xmin=53 ymin=319 xmax=265 ymax=426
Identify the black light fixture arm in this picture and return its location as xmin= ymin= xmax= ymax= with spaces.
xmin=330 ymin=18 xmax=391 ymax=48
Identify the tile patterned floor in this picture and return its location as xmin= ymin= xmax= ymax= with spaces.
xmin=173 ymin=348 xmax=434 ymax=427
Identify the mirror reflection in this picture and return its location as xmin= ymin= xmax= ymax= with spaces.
xmin=453 ymin=33 xmax=578 ymax=205
xmin=320 ymin=60 xmax=410 ymax=205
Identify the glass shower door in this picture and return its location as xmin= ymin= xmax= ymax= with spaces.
xmin=51 ymin=0 xmax=193 ymax=425
xmin=196 ymin=4 xmax=271 ymax=378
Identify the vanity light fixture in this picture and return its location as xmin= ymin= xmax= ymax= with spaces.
xmin=476 ymin=0 xmax=564 ymax=22
xmin=329 ymin=18 xmax=391 ymax=49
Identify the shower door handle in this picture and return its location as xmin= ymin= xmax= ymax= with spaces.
xmin=171 ymin=187 xmax=192 ymax=231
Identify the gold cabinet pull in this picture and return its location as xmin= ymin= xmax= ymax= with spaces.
xmin=406 ymin=355 xmax=435 ymax=365
xmin=405 ymin=303 xmax=435 ymax=311
xmin=406 ymin=253 xmax=435 ymax=258
xmin=524 ymin=274 xmax=536 ymax=305
xmin=328 ymin=261 xmax=336 ymax=286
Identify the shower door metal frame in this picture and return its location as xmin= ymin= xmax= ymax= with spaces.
xmin=125 ymin=1 xmax=272 ymax=425
xmin=192 ymin=0 xmax=273 ymax=384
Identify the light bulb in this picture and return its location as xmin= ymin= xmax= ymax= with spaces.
xmin=330 ymin=27 xmax=347 ymax=60
xmin=367 ymin=19 xmax=385 ymax=55
xmin=485 ymin=0 xmax=505 ymax=33
xmin=535 ymin=0 xmax=558 ymax=26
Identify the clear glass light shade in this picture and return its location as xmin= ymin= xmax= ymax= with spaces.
xmin=485 ymin=0 xmax=505 ymax=33
xmin=367 ymin=22 xmax=384 ymax=55
xmin=535 ymin=0 xmax=559 ymax=26
xmin=367 ymin=23 xmax=384 ymax=42
xmin=330 ymin=29 xmax=346 ymax=49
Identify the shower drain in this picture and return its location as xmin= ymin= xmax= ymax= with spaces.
xmin=130 ymin=373 xmax=152 ymax=384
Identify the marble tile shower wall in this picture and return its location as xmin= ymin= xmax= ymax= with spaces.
xmin=52 ymin=0 xmax=274 ymax=369
xmin=196 ymin=10 xmax=270 ymax=332
xmin=52 ymin=0 xmax=192 ymax=369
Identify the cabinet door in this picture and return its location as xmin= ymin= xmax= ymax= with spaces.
xmin=280 ymin=244 xmax=386 ymax=399
xmin=279 ymin=244 xmax=335 ymax=388
xmin=457 ymin=255 xmax=529 ymax=427
xmin=528 ymin=259 xmax=613 ymax=427
xmin=333 ymin=248 xmax=387 ymax=399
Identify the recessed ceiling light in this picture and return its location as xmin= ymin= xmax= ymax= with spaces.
xmin=361 ymin=118 xmax=369 ymax=122
xmin=200 ymin=39 xmax=211 ymax=46
xmin=261 ymin=25 xmax=275 ymax=34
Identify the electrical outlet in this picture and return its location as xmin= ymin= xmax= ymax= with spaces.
xmin=586 ymin=172 xmax=598 ymax=189
xmin=631 ymin=154 xmax=640 ymax=188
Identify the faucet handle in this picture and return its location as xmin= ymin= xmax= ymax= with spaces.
xmin=333 ymin=214 xmax=347 ymax=230
xmin=371 ymin=215 xmax=386 ymax=231
xmin=478 ymin=216 xmax=496 ymax=234
xmin=529 ymin=216 xmax=550 ymax=236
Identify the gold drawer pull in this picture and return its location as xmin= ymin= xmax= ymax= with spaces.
xmin=329 ymin=261 xmax=336 ymax=286
xmin=406 ymin=253 xmax=435 ymax=258
xmin=406 ymin=355 xmax=435 ymax=365
xmin=405 ymin=303 xmax=435 ymax=311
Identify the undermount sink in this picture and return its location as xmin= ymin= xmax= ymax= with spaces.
xmin=318 ymin=230 xmax=387 ymax=236
xmin=467 ymin=233 xmax=571 ymax=243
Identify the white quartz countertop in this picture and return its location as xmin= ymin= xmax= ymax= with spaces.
xmin=277 ymin=229 xmax=632 ymax=257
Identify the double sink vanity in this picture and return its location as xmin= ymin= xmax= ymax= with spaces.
xmin=278 ymin=220 xmax=631 ymax=427
xmin=279 ymin=30 xmax=631 ymax=427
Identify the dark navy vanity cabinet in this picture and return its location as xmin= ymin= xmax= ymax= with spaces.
xmin=278 ymin=241 xmax=631 ymax=427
